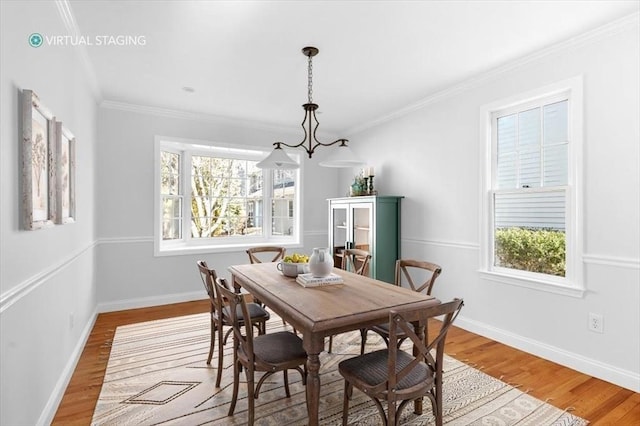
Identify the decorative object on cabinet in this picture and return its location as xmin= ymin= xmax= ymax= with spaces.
xmin=256 ymin=46 xmax=363 ymax=169
xmin=55 ymin=121 xmax=76 ymax=224
xmin=349 ymin=167 xmax=377 ymax=196
xmin=328 ymin=196 xmax=403 ymax=283
xmin=22 ymin=89 xmax=56 ymax=230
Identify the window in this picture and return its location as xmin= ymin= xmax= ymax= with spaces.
xmin=155 ymin=137 xmax=302 ymax=255
xmin=480 ymin=77 xmax=583 ymax=296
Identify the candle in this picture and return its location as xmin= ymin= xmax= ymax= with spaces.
xmin=368 ymin=166 xmax=375 ymax=176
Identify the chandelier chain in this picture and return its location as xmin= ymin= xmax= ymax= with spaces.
xmin=307 ymin=54 xmax=313 ymax=103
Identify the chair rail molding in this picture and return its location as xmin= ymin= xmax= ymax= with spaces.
xmin=0 ymin=240 xmax=97 ymax=313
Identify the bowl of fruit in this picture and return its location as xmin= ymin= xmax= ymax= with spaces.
xmin=277 ymin=253 xmax=310 ymax=277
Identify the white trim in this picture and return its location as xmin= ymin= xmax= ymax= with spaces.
xmin=37 ymin=309 xmax=98 ymax=426
xmin=455 ymin=315 xmax=640 ymax=393
xmin=583 ymin=254 xmax=640 ymax=269
xmin=102 ymin=100 xmax=302 ymax=136
xmin=0 ymin=241 xmax=97 ymax=313
xmin=478 ymin=270 xmax=585 ymax=298
xmin=54 ymin=0 xmax=102 ymax=101
xmin=346 ymin=12 xmax=639 ymax=136
xmin=99 ymin=236 xmax=153 ymax=244
xmin=403 ymin=237 xmax=479 ymax=251
xmin=96 ymin=291 xmax=205 ymax=313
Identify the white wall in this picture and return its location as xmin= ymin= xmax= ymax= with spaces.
xmin=343 ymin=17 xmax=640 ymax=391
xmin=0 ymin=2 xmax=99 ymax=425
xmin=96 ymin=106 xmax=338 ymax=310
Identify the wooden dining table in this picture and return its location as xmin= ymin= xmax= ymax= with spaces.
xmin=228 ymin=262 xmax=439 ymax=426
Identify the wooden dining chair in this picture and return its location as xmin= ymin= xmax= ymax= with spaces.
xmin=327 ymin=248 xmax=372 ymax=353
xmin=246 ymin=246 xmax=286 ymax=264
xmin=246 ymin=246 xmax=293 ymax=329
xmin=341 ymin=248 xmax=372 ymax=276
xmin=217 ymin=278 xmax=307 ymax=425
xmin=196 ymin=260 xmax=270 ymax=388
xmin=359 ymin=259 xmax=442 ymax=354
xmin=339 ymin=298 xmax=463 ymax=426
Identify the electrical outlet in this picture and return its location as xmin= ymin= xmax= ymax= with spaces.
xmin=69 ymin=312 xmax=75 ymax=329
xmin=588 ymin=312 xmax=603 ymax=333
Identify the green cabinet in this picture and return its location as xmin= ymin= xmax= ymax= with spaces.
xmin=328 ymin=196 xmax=403 ymax=284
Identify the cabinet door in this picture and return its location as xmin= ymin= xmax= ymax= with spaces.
xmin=329 ymin=203 xmax=349 ymax=266
xmin=351 ymin=203 xmax=372 ymax=252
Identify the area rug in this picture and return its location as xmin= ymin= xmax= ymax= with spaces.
xmin=91 ymin=312 xmax=588 ymax=425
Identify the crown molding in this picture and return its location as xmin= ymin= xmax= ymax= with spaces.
xmin=55 ymin=0 xmax=103 ymax=101
xmin=100 ymin=99 xmax=307 ymax=136
xmin=346 ymin=11 xmax=640 ymax=136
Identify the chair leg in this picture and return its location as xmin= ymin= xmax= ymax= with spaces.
xmin=342 ymin=381 xmax=350 ymax=426
xmin=359 ymin=328 xmax=367 ymax=354
xmin=215 ymin=322 xmax=224 ymax=388
xmin=207 ymin=318 xmax=215 ymax=364
xmin=247 ymin=367 xmax=255 ymax=426
xmin=283 ymin=370 xmax=290 ymax=397
xmin=435 ymin=373 xmax=443 ymax=426
xmin=228 ymin=359 xmax=239 ymax=416
xmin=328 ymin=336 xmax=333 ymax=353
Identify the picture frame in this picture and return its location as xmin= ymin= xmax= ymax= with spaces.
xmin=55 ymin=121 xmax=76 ymax=224
xmin=22 ymin=89 xmax=56 ymax=230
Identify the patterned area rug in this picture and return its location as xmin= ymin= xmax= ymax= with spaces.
xmin=92 ymin=313 xmax=588 ymax=425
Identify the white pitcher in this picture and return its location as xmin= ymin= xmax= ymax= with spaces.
xmin=309 ymin=247 xmax=334 ymax=277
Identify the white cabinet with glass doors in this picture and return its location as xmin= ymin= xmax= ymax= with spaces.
xmin=328 ymin=196 xmax=402 ymax=283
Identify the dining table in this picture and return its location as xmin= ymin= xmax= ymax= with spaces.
xmin=228 ymin=262 xmax=440 ymax=426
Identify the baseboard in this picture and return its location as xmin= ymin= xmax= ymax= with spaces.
xmin=37 ymin=308 xmax=99 ymax=426
xmin=97 ymin=291 xmax=205 ymax=313
xmin=455 ymin=315 xmax=640 ymax=393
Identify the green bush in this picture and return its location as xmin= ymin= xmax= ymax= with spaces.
xmin=494 ymin=227 xmax=565 ymax=277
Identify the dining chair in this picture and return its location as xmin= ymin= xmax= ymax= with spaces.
xmin=216 ymin=278 xmax=307 ymax=425
xmin=339 ymin=298 xmax=464 ymax=426
xmin=341 ymin=248 xmax=372 ymax=276
xmin=327 ymin=248 xmax=372 ymax=353
xmin=196 ymin=260 xmax=270 ymax=388
xmin=246 ymin=246 xmax=293 ymax=329
xmin=246 ymin=246 xmax=287 ymax=264
xmin=360 ymin=259 xmax=442 ymax=354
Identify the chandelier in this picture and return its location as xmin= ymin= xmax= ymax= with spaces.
xmin=256 ymin=46 xmax=363 ymax=169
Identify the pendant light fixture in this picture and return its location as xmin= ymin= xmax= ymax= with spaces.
xmin=256 ymin=46 xmax=363 ymax=169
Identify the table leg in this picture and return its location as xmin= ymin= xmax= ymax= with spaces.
xmin=305 ymin=352 xmax=321 ymax=426
xmin=413 ymin=322 xmax=425 ymax=414
xmin=303 ymin=335 xmax=324 ymax=426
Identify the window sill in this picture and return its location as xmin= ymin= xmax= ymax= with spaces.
xmin=155 ymin=240 xmax=302 ymax=257
xmin=478 ymin=270 xmax=585 ymax=298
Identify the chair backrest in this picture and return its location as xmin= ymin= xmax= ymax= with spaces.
xmin=341 ymin=248 xmax=371 ymax=276
xmin=197 ymin=260 xmax=217 ymax=305
xmin=215 ymin=277 xmax=255 ymax=363
xmin=395 ymin=259 xmax=442 ymax=295
xmin=384 ymin=298 xmax=463 ymax=396
xmin=246 ymin=246 xmax=286 ymax=264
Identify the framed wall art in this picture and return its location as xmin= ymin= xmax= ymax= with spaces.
xmin=22 ymin=89 xmax=56 ymax=230
xmin=55 ymin=121 xmax=76 ymax=224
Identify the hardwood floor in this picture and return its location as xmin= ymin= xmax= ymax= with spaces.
xmin=52 ymin=300 xmax=639 ymax=425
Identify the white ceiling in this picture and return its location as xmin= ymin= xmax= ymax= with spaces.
xmin=69 ymin=0 xmax=639 ymax=135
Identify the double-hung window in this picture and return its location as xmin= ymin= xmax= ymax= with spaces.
xmin=481 ymin=77 xmax=583 ymax=296
xmin=155 ymin=137 xmax=301 ymax=255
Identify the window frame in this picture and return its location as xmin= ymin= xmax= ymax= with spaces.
xmin=479 ymin=76 xmax=584 ymax=297
xmin=154 ymin=136 xmax=303 ymax=256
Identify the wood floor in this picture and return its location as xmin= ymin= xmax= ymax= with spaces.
xmin=52 ymin=300 xmax=639 ymax=425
